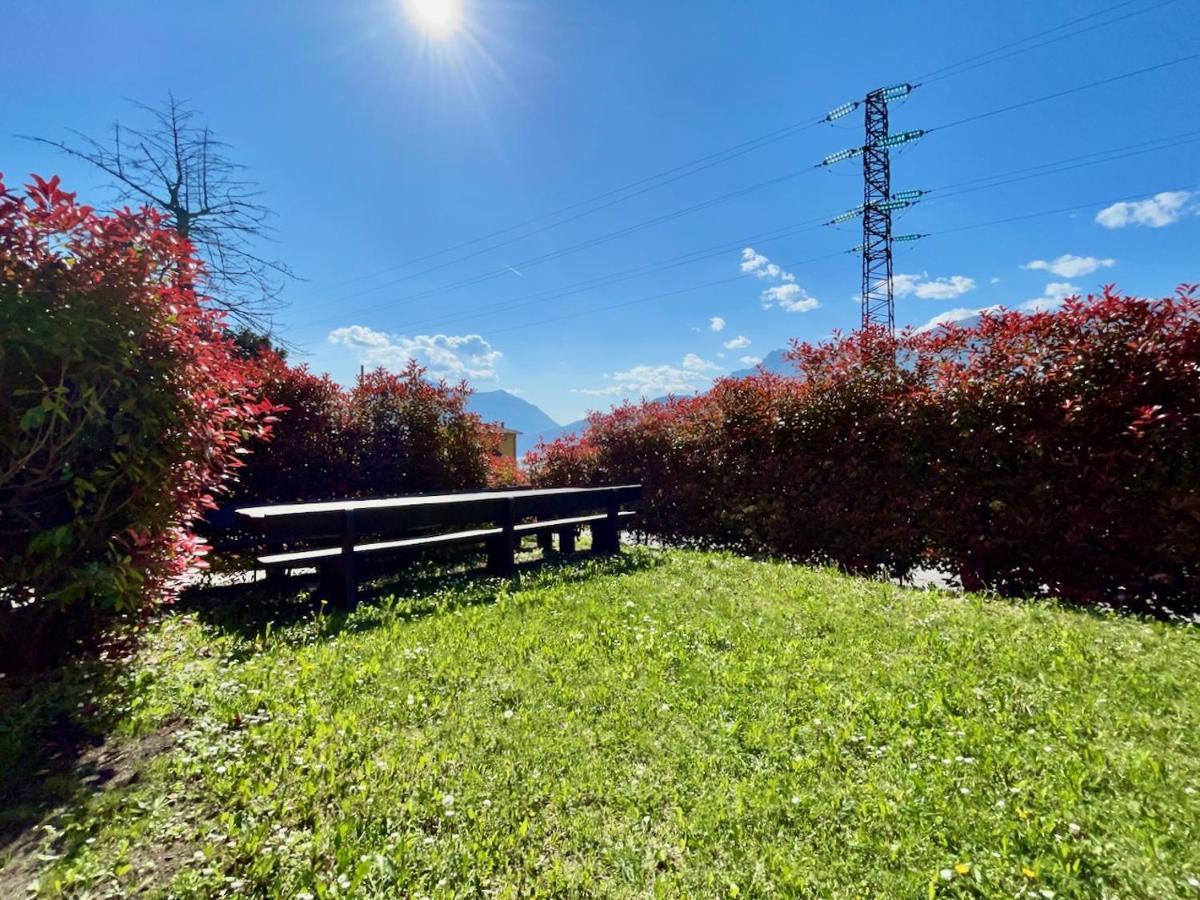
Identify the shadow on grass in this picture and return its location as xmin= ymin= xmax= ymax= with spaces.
xmin=177 ymin=545 xmax=664 ymax=646
xmin=0 ymin=650 xmax=133 ymax=883
xmin=0 ymin=547 xmax=661 ymax=883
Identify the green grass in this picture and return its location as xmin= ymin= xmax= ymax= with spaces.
xmin=4 ymin=549 xmax=1200 ymax=897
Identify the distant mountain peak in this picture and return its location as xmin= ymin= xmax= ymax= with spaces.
xmin=728 ymin=347 xmax=794 ymax=379
xmin=466 ymin=389 xmax=572 ymax=456
xmin=467 ymin=355 xmax=799 ymax=459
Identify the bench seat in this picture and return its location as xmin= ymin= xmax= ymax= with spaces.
xmin=259 ymin=526 xmax=503 ymax=567
xmin=513 ymin=510 xmax=635 ymax=534
xmin=240 ymin=485 xmax=642 ymax=605
xmin=257 ymin=511 xmax=636 ymax=569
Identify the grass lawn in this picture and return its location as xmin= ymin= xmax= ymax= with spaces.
xmin=3 ymin=548 xmax=1199 ymax=897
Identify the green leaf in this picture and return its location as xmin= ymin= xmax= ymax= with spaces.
xmin=19 ymin=405 xmax=47 ymax=430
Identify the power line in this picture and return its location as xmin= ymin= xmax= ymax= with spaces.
xmin=289 ymin=214 xmax=829 ymax=334
xmin=914 ymin=0 xmax=1177 ymax=84
xmin=929 ymin=133 xmax=1200 ymax=202
xmin=481 ymin=250 xmax=847 ymax=339
xmin=820 ymin=57 xmax=1199 ymax=188
xmin=818 ymin=53 xmax=1197 ymax=326
xmin=930 ymin=53 xmax=1200 ymax=132
xmin=287 ymin=166 xmax=825 ymax=330
xmin=873 ymin=130 xmax=1200 ymax=224
xmin=381 ymin=222 xmax=829 ymax=334
xmin=929 ymin=183 xmax=1197 ymax=237
xmin=404 ymin=133 xmax=1200 ymax=335
xmin=315 ymin=120 xmax=826 ymax=299
xmin=508 ymin=53 xmax=1200 ymax=310
xmin=478 ymin=184 xmax=1197 ymax=338
xmin=294 ymin=118 xmax=821 ymax=302
xmin=391 ymin=156 xmax=1200 ymax=338
xmin=930 ymin=131 xmax=1200 ymax=194
xmin=285 ymin=2 xmax=1176 ymax=306
xmin=445 ymin=56 xmax=1200 ymax=326
xmin=281 ymin=51 xmax=1199 ymax=338
xmin=291 ymin=132 xmax=1197 ymax=338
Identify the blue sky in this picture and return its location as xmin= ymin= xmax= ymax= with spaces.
xmin=3 ymin=0 xmax=1198 ymax=423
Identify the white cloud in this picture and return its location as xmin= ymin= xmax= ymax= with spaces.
xmin=990 ymin=277 xmax=1002 ymax=284
xmin=575 ymin=353 xmax=722 ymax=398
xmin=327 ymin=325 xmax=502 ymax=382
xmin=915 ymin=305 xmax=998 ymax=333
xmin=740 ymin=247 xmax=795 ymax=282
xmin=723 ymin=335 xmax=751 ymax=349
xmin=762 ymin=283 xmax=820 ymax=312
xmin=1095 ymin=191 xmax=1193 ymax=228
xmin=739 ymin=355 xmax=762 ymax=367
xmin=1020 ymin=281 xmax=1081 ymax=312
xmin=682 ymin=353 xmax=718 ymax=372
xmin=709 ymin=316 xmax=726 ymax=332
xmin=892 ymin=273 xmax=923 ymax=297
xmin=894 ymin=272 xmax=976 ymax=300
xmin=742 ymin=247 xmax=818 ymax=312
xmin=1023 ymin=254 xmax=1116 ymax=278
xmin=916 ymin=276 xmax=976 ymax=300
xmin=916 ymin=281 xmax=1085 ymax=330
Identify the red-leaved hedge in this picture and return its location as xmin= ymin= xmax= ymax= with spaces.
xmin=236 ymin=356 xmax=518 ymax=504
xmin=528 ymin=287 xmax=1200 ymax=613
xmin=0 ymin=174 xmax=276 ymax=660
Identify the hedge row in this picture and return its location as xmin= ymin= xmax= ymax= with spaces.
xmin=234 ymin=355 xmax=519 ymax=505
xmin=1 ymin=174 xmax=517 ymax=669
xmin=529 ymin=288 xmax=1200 ymax=614
xmin=1 ymin=175 xmax=276 ymax=664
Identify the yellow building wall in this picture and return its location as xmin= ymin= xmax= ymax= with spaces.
xmin=498 ymin=430 xmax=518 ymax=460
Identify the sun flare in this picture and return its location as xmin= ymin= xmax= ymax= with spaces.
xmin=403 ymin=0 xmax=464 ymax=38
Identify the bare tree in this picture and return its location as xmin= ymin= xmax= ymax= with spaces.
xmin=23 ymin=93 xmax=293 ymax=330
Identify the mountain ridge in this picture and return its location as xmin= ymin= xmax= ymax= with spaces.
xmin=470 ymin=347 xmax=795 ymax=457
xmin=466 ymin=389 xmax=564 ymax=456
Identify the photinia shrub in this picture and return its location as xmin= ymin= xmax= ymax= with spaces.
xmin=235 ymin=357 xmax=515 ymax=503
xmin=236 ymin=353 xmax=354 ymax=503
xmin=924 ymin=286 xmax=1200 ymax=609
xmin=528 ymin=287 xmax=1200 ymax=613
xmin=0 ymin=174 xmax=275 ymax=659
xmin=487 ymin=453 xmax=528 ymax=489
xmin=348 ymin=363 xmax=500 ymax=495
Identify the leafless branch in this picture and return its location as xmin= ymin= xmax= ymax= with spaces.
xmin=20 ymin=92 xmax=296 ymax=332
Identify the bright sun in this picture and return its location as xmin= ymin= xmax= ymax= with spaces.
xmin=404 ymin=0 xmax=464 ymax=37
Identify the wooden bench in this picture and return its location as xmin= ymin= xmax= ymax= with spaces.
xmin=236 ymin=485 xmax=641 ymax=606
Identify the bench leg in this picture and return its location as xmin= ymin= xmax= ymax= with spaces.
xmin=334 ymin=554 xmax=356 ymax=608
xmin=592 ymin=502 xmax=621 ymax=556
xmin=486 ymin=498 xmax=517 ymax=577
xmin=486 ymin=533 xmax=516 ymax=576
xmin=317 ymin=559 xmax=356 ymax=608
xmin=537 ymin=531 xmax=554 ymax=554
xmin=317 ymin=561 xmax=338 ymax=600
xmin=331 ymin=509 xmax=358 ymax=608
xmin=558 ymin=527 xmax=576 ymax=554
xmin=265 ymin=565 xmax=287 ymax=590
xmin=590 ymin=522 xmax=613 ymax=555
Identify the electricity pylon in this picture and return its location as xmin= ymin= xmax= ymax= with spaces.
xmin=822 ymin=84 xmax=925 ymax=333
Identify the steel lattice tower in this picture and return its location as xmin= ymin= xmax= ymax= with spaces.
xmin=861 ymin=88 xmax=894 ymax=332
xmin=822 ymin=83 xmax=924 ymax=335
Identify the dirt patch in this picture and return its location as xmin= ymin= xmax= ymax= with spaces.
xmin=0 ymin=719 xmax=180 ymax=896
xmin=74 ymin=719 xmax=178 ymax=794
